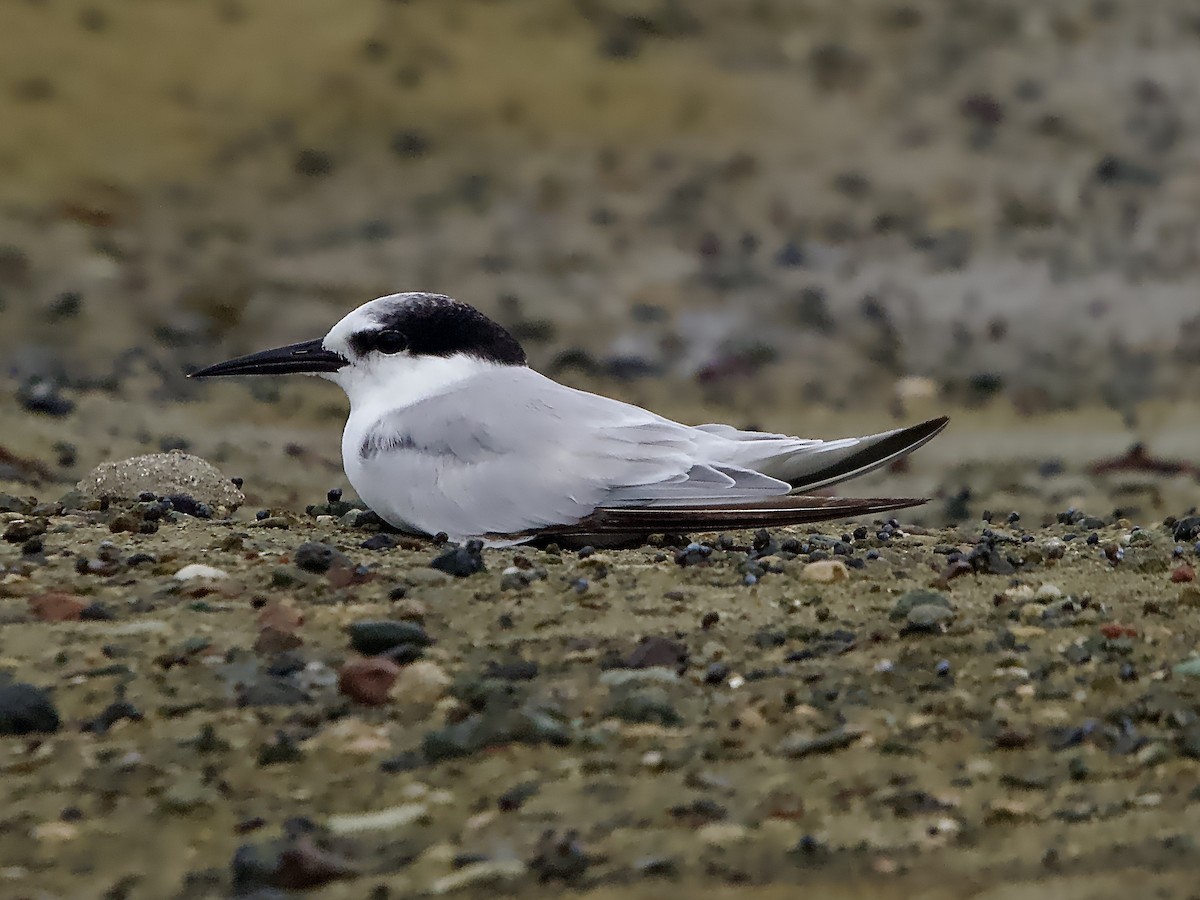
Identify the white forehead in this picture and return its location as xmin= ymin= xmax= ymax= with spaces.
xmin=322 ymin=293 xmax=428 ymax=351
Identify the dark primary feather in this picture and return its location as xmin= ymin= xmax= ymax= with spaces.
xmin=777 ymin=416 xmax=949 ymax=491
xmin=511 ymin=494 xmax=927 ymax=538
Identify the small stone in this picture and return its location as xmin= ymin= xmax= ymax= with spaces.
xmin=0 ymin=682 xmax=60 ymax=735
xmin=159 ymin=775 xmax=215 ymax=813
xmin=347 ymin=620 xmax=431 ymax=655
xmin=429 ymin=859 xmax=526 ymax=894
xmin=3 ymin=518 xmax=48 ymax=543
xmin=890 ymin=589 xmax=953 ymax=621
xmin=28 ymin=591 xmax=86 ymax=622
xmin=339 ymin=657 xmax=401 ymax=706
xmin=256 ymin=601 xmax=303 ymax=633
xmin=624 ymin=636 xmax=687 ymax=670
xmin=776 ymin=726 xmax=865 ymax=757
xmin=1018 ymin=603 xmax=1047 ymax=624
xmin=294 ymin=542 xmax=337 ymax=574
xmin=607 ymin=688 xmax=682 ymax=726
xmin=802 ymin=560 xmax=849 ymax=582
xmin=173 ymin=564 xmax=229 ymax=581
xmin=388 ymin=660 xmax=451 ymax=709
xmin=1035 ymin=583 xmax=1064 ymax=600
xmin=1172 ymin=657 xmax=1200 ymax=679
xmin=1171 ymin=565 xmax=1195 ymax=583
xmin=430 ymin=540 xmax=485 ymax=577
xmin=903 ymin=604 xmax=955 ymax=634
xmin=697 ymin=823 xmax=751 ymax=846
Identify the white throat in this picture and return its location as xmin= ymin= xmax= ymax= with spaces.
xmin=325 ymin=352 xmax=503 ymax=415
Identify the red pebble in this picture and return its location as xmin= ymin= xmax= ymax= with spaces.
xmin=28 ymin=591 xmax=86 ymax=622
xmin=256 ymin=600 xmax=304 ymax=633
xmin=1171 ymin=565 xmax=1196 ymax=584
xmin=338 ymin=657 xmax=400 ymax=706
xmin=1100 ymin=623 xmax=1136 ymax=639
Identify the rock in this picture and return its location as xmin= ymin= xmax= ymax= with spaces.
xmin=890 ymin=589 xmax=953 ymax=621
xmin=28 ymin=591 xmax=86 ymax=622
xmin=294 ymin=541 xmax=338 ymax=574
xmin=624 ymin=636 xmax=687 ymax=670
xmin=339 ymin=657 xmax=402 ymax=706
xmin=530 ymin=830 xmax=590 ymax=883
xmin=0 ymin=682 xmax=60 ymax=735
xmin=3 ymin=518 xmax=48 ymax=543
xmin=77 ymin=452 xmax=244 ymax=511
xmin=1171 ymin=565 xmax=1195 ymax=584
xmin=173 ymin=564 xmax=230 ymax=581
xmin=231 ymin=835 xmax=357 ymax=893
xmin=326 ymin=803 xmax=429 ymax=834
xmin=776 ymin=726 xmax=865 ymax=757
xmin=0 ymin=493 xmax=35 ymax=514
xmin=256 ymin=601 xmax=303 ymax=633
xmin=429 ymin=859 xmax=526 ymax=894
xmin=347 ymin=620 xmax=431 ymax=656
xmin=430 ymin=539 xmax=486 ymax=577
xmin=390 ymin=661 xmax=451 ymax=710
xmin=1172 ymin=657 xmax=1200 ymax=679
xmin=903 ymin=604 xmax=955 ymax=634
xmin=606 ymin=688 xmax=682 ymax=726
xmin=1035 ymin=583 xmax=1064 ymax=600
xmin=802 ymin=560 xmax=849 ymax=582
xmin=1018 ymin=602 xmax=1047 ymax=624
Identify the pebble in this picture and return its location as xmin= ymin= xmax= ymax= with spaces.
xmin=890 ymin=589 xmax=953 ymax=621
xmin=326 ymin=803 xmax=429 ymax=834
xmin=0 ymin=682 xmax=60 ymax=735
xmin=294 ymin=541 xmax=338 ymax=573
xmin=429 ymin=859 xmax=526 ymax=894
xmin=77 ymin=452 xmax=244 ymax=510
xmin=430 ymin=540 xmax=486 ymax=577
xmin=28 ymin=591 xmax=86 ymax=622
xmin=904 ymin=604 xmax=955 ymax=633
xmin=1171 ymin=565 xmax=1195 ymax=583
xmin=776 ymin=726 xmax=865 ymax=758
xmin=338 ymin=657 xmax=402 ymax=706
xmin=173 ymin=564 xmax=230 ymax=581
xmin=347 ymin=620 xmax=432 ymax=655
xmin=802 ymin=560 xmax=849 ymax=582
xmin=390 ymin=661 xmax=451 ymax=709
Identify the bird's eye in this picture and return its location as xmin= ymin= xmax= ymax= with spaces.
xmin=375 ymin=330 xmax=407 ymax=354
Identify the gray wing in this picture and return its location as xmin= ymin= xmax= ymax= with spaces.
xmin=352 ymin=367 xmax=789 ymax=538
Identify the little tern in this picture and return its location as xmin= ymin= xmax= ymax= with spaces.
xmin=192 ymin=293 xmax=947 ymax=545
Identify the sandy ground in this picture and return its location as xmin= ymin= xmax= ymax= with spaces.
xmin=2 ymin=1 xmax=1200 ymax=897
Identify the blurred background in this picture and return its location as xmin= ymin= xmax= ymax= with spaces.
xmin=2 ymin=0 xmax=1199 ymax=520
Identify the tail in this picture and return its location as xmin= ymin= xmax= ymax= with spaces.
xmin=725 ymin=416 xmax=949 ymax=493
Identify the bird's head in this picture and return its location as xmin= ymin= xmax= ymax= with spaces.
xmin=190 ymin=293 xmax=527 ymax=401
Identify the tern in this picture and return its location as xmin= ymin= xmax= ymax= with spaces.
xmin=192 ymin=293 xmax=947 ymax=545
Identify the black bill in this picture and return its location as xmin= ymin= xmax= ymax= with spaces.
xmin=189 ymin=339 xmax=348 ymax=378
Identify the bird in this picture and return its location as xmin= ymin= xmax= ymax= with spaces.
xmin=191 ymin=293 xmax=948 ymax=546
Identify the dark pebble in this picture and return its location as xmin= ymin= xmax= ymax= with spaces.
xmin=430 ymin=540 xmax=485 ymax=577
xmin=294 ymin=541 xmax=338 ymax=573
xmin=624 ymin=636 xmax=688 ymax=670
xmin=347 ymin=620 xmax=432 ymax=656
xmin=83 ymin=698 xmax=143 ymax=734
xmin=498 ymin=781 xmax=540 ymax=811
xmin=294 ymin=149 xmax=334 ymax=176
xmin=360 ymin=533 xmax=399 ymax=551
xmin=484 ymin=659 xmax=539 ymax=681
xmin=531 ymin=829 xmax=590 ymax=883
xmin=16 ymin=377 xmax=74 ymax=417
xmin=0 ymin=682 xmax=60 ymax=735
